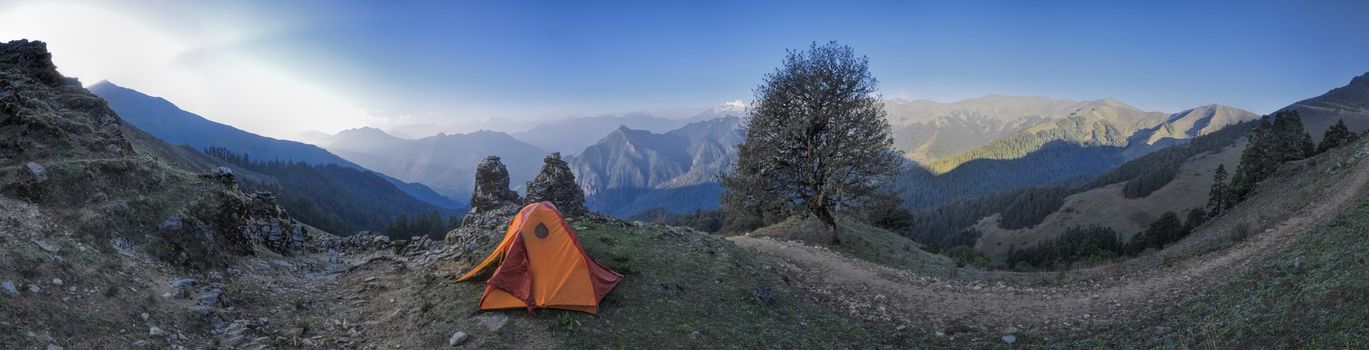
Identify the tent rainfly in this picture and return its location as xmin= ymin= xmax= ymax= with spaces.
xmin=456 ymin=202 xmax=622 ymax=314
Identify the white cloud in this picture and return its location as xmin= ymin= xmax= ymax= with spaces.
xmin=0 ymin=2 xmax=374 ymax=139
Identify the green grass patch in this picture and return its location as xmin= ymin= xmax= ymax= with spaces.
xmin=553 ymin=222 xmax=905 ymax=348
xmin=1066 ymin=201 xmax=1369 ymax=347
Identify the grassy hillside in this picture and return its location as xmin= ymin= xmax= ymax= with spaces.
xmin=367 ymin=220 xmax=909 ymax=349
xmin=1082 ymin=201 xmax=1369 ymax=347
xmin=903 ymin=118 xmax=1258 ymax=252
xmin=747 ymin=216 xmax=966 ymax=277
xmin=973 ymin=139 xmax=1245 ymax=259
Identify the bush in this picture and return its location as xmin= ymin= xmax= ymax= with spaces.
xmin=1229 ymin=222 xmax=1252 ymax=243
xmin=944 ymin=245 xmax=990 ymax=268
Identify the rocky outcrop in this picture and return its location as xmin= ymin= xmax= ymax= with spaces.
xmin=447 ymin=156 xmax=524 ymax=248
xmin=0 ymin=40 xmax=131 ymax=163
xmin=524 ymin=152 xmax=587 ymax=216
xmin=468 ymin=156 xmax=520 ymax=212
xmin=241 ymin=191 xmax=307 ymax=253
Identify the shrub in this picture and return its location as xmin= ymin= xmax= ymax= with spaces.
xmin=1229 ymin=222 xmax=1252 ymax=243
xmin=944 ymin=245 xmax=990 ymax=268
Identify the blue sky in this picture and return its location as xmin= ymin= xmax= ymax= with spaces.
xmin=2 ymin=0 xmax=1367 ymax=138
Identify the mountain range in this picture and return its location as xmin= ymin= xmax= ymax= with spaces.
xmin=88 ymin=81 xmax=462 ymax=235
xmin=907 ymin=71 xmax=1369 ymax=259
xmin=89 ymin=81 xmax=460 ymax=209
xmin=891 ymin=97 xmax=1256 ymax=209
xmin=317 ymin=127 xmax=548 ymax=201
xmin=571 ymin=116 xmax=742 ymax=216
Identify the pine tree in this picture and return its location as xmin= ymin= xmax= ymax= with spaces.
xmin=1207 ymin=164 xmax=1230 ymax=216
xmin=1230 ymin=110 xmax=1316 ymax=201
xmin=1318 ymin=119 xmax=1357 ymax=153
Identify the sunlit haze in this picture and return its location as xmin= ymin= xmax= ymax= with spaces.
xmin=2 ymin=0 xmax=1367 ymax=139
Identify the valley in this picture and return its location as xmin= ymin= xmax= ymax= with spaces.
xmin=2 ymin=2 xmax=1368 ymax=346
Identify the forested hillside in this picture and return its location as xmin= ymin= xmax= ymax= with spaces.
xmin=904 ymin=118 xmax=1258 ymax=253
xmin=909 ymin=71 xmax=1369 ymax=264
xmin=91 ymin=81 xmax=461 ymax=209
xmin=205 ymin=147 xmax=460 ymax=236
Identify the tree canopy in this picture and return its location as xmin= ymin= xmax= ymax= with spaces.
xmin=721 ymin=42 xmax=900 ymax=243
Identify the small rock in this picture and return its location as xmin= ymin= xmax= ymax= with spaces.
xmin=25 ymin=161 xmax=46 ymax=182
xmin=140 ymin=313 xmax=149 ymax=321
xmin=364 ymin=276 xmax=378 ymax=283
xmin=169 ymin=278 xmax=196 ymax=290
xmin=33 ymin=239 xmax=60 ymax=254
xmin=196 ymin=289 xmax=225 ymax=307
xmin=1 ymin=280 xmax=16 ymax=295
xmin=67 ymin=286 xmax=76 ymax=293
xmin=1002 ymin=335 xmax=1016 ymax=344
xmin=448 ymin=331 xmax=469 ymax=346
xmin=149 ymin=326 xmax=166 ymax=337
xmin=51 ymin=278 xmax=62 ymax=286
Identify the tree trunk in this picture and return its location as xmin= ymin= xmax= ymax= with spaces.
xmin=813 ymin=206 xmax=839 ymax=245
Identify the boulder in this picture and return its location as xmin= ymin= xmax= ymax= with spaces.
xmin=523 ymin=152 xmax=586 ymax=216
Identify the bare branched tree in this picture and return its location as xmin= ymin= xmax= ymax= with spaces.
xmin=721 ymin=41 xmax=900 ymax=244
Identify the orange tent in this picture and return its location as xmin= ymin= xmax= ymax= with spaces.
xmin=456 ymin=202 xmax=622 ymax=314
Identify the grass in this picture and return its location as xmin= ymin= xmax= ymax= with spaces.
xmin=1065 ymin=201 xmax=1369 ymax=348
xmin=553 ymin=222 xmax=905 ymax=349
xmin=749 ymin=215 xmax=957 ymax=275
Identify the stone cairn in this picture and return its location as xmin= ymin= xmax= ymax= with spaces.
xmin=446 ymin=156 xmax=522 ymax=248
xmin=523 ymin=152 xmax=587 ymax=216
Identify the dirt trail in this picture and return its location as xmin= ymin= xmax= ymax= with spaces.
xmin=731 ymin=145 xmax=1369 ymax=337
